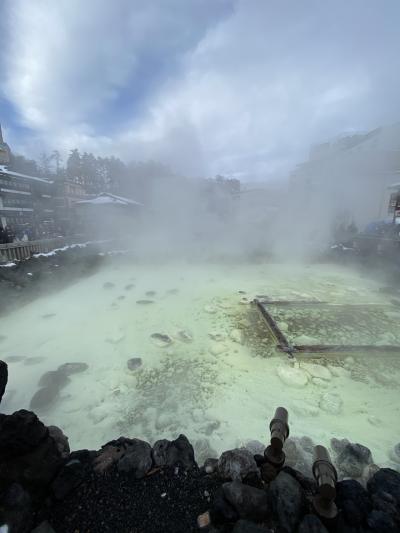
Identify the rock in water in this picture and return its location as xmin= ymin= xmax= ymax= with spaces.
xmin=166 ymin=288 xmax=179 ymax=295
xmin=194 ymin=438 xmax=218 ymax=466
xmin=222 ymin=480 xmax=269 ymax=521
xmin=389 ymin=442 xmax=400 ymax=464
xmin=103 ymin=282 xmax=115 ymax=289
xmin=136 ymin=299 xmax=154 ymax=305
xmin=302 ymin=363 xmax=332 ymax=381
xmin=145 ymin=290 xmax=156 ymax=297
xmin=319 ymin=392 xmax=343 ymax=415
xmin=4 ymin=356 xmax=25 ymax=363
xmin=177 ymin=330 xmax=193 ymax=343
xmin=209 ymin=342 xmax=228 ymax=356
xmin=277 ymin=365 xmax=309 ymax=388
xmin=230 ymin=329 xmax=243 ymax=344
xmin=269 ymin=471 xmax=306 ymax=532
xmin=57 ymin=362 xmax=88 ymax=375
xmin=336 ymin=442 xmax=373 ymax=478
xmin=105 ymin=334 xmax=125 ymax=345
xmin=125 ymin=283 xmax=135 ymax=290
xmin=117 ymin=439 xmax=152 ymax=478
xmin=150 ymin=333 xmax=173 ymax=347
xmin=30 ymin=386 xmax=60 ymax=411
xmin=127 ymin=357 xmax=142 ymax=371
xmin=218 ymin=448 xmax=259 ymax=481
xmin=38 ymin=370 xmax=70 ymax=389
xmin=0 ymin=360 xmax=7 ymax=403
xmin=23 ymin=356 xmax=46 ymax=366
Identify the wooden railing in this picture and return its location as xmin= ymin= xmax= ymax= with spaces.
xmin=0 ymin=236 xmax=85 ymax=262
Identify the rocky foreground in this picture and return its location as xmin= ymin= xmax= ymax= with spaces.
xmin=0 ymin=364 xmax=400 ymax=533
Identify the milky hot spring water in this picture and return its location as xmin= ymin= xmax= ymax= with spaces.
xmin=1 ymin=260 xmax=400 ymax=473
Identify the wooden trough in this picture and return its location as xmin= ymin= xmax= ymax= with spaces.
xmin=253 ymin=298 xmax=400 ymax=358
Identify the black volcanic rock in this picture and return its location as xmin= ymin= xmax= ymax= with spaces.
xmin=268 ymin=470 xmax=306 ymax=533
xmin=336 ymin=479 xmax=371 ymax=527
xmin=0 ymin=410 xmax=63 ymax=495
xmin=0 ymin=482 xmax=33 ymax=533
xmin=368 ymin=468 xmax=400 ymax=506
xmin=0 ymin=359 xmax=7 ymax=403
xmin=297 ymin=514 xmax=329 ymax=533
xmin=152 ymin=434 xmax=196 ymax=469
xmin=0 ymin=410 xmax=47 ymax=458
xmin=222 ymin=480 xmax=269 ymax=522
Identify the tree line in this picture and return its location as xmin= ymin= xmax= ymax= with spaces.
xmin=7 ymin=149 xmax=240 ymax=202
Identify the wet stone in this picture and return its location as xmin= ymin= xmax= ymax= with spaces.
xmin=117 ymin=439 xmax=152 ymax=478
xmin=367 ymin=468 xmax=400 ymax=506
xmin=222 ymin=480 xmax=269 ymax=522
xmin=125 ymin=283 xmax=135 ymax=290
xmin=30 ymin=386 xmax=60 ymax=411
xmin=23 ymin=356 xmax=46 ymax=366
xmin=336 ymin=442 xmax=373 ymax=479
xmin=268 ymin=471 xmax=307 ymax=533
xmin=103 ymin=282 xmax=115 ymax=289
xmin=58 ymin=362 xmax=88 ymax=375
xmin=136 ymin=299 xmax=154 ymax=305
xmin=319 ymin=391 xmax=343 ymax=415
xmin=150 ymin=333 xmax=173 ymax=347
xmin=336 ymin=479 xmax=371 ymax=526
xmin=146 ymin=290 xmax=156 ymax=297
xmin=127 ymin=357 xmax=142 ymax=371
xmin=38 ymin=370 xmax=71 ymax=389
xmin=177 ymin=330 xmax=193 ymax=343
xmin=152 ymin=434 xmax=196 ymax=469
xmin=218 ymin=448 xmax=259 ymax=481
xmin=4 ymin=355 xmax=26 ymax=363
xmin=297 ymin=514 xmax=329 ymax=533
xmin=166 ymin=288 xmax=179 ymax=295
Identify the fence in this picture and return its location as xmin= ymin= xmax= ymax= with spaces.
xmin=0 ymin=236 xmax=85 ymax=262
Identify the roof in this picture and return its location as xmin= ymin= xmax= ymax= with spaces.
xmin=75 ymin=192 xmax=143 ymax=207
xmin=0 ymin=165 xmax=53 ymax=184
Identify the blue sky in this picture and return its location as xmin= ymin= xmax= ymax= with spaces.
xmin=1 ymin=0 xmax=400 ymax=180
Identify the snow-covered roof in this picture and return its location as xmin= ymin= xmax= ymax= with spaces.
xmin=0 ymin=165 xmax=53 ymax=184
xmin=75 ymin=192 xmax=143 ymax=207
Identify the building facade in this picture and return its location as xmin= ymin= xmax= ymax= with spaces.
xmin=290 ymin=123 xmax=400 ymax=229
xmin=0 ymin=166 xmax=55 ymax=238
xmin=0 ymin=124 xmax=11 ymax=165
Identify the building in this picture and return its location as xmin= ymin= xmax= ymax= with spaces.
xmin=0 ymin=165 xmax=55 ymax=237
xmin=75 ymin=192 xmax=143 ymax=238
xmin=290 ymin=123 xmax=400 ymax=228
xmin=53 ymin=178 xmax=87 ymax=234
xmin=0 ymin=124 xmax=11 ymax=165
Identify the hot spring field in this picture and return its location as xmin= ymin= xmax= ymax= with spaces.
xmin=1 ymin=260 xmax=400 ymax=470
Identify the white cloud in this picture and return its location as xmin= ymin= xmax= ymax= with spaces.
xmin=1 ymin=0 xmax=400 ymax=179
